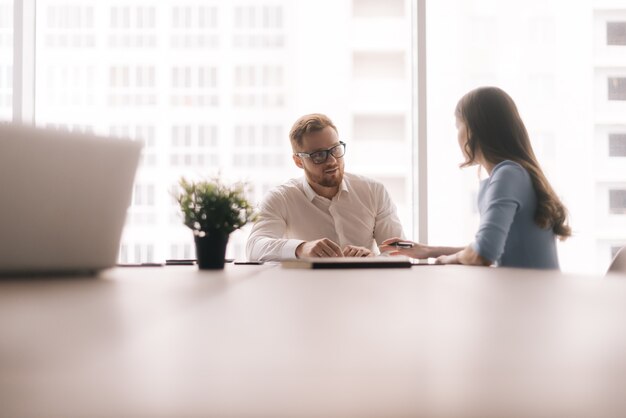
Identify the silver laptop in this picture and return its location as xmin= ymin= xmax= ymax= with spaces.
xmin=0 ymin=123 xmax=142 ymax=275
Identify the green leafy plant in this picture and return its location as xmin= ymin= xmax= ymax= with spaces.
xmin=174 ymin=177 xmax=256 ymax=237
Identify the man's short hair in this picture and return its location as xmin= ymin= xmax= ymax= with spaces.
xmin=289 ymin=113 xmax=338 ymax=150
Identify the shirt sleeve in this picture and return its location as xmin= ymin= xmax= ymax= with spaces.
xmin=373 ymin=182 xmax=406 ymax=245
xmin=472 ymin=164 xmax=527 ymax=263
xmin=245 ymin=192 xmax=304 ymax=261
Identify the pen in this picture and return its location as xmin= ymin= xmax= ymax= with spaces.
xmin=390 ymin=241 xmax=414 ymax=249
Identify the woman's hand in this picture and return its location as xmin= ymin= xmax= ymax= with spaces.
xmin=436 ymin=246 xmax=492 ymax=266
xmin=379 ymin=238 xmax=431 ymax=259
xmin=435 ymin=253 xmax=459 ymax=264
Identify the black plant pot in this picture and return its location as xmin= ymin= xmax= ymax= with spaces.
xmin=194 ymin=231 xmax=229 ymax=270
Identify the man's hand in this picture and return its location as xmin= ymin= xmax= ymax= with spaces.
xmin=296 ymin=238 xmax=344 ymax=258
xmin=342 ymin=245 xmax=372 ymax=257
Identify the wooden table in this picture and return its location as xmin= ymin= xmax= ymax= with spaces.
xmin=2 ymin=264 xmax=626 ymax=417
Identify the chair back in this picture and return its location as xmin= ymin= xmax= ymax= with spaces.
xmin=607 ymin=247 xmax=626 ymax=276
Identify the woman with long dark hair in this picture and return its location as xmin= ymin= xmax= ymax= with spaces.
xmin=381 ymin=86 xmax=571 ymax=269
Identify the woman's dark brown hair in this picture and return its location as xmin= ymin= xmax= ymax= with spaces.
xmin=455 ymin=86 xmax=571 ymax=239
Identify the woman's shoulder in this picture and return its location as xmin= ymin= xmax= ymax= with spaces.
xmin=490 ymin=160 xmax=529 ymax=181
xmin=491 ymin=160 xmax=525 ymax=174
xmin=487 ymin=160 xmax=533 ymax=195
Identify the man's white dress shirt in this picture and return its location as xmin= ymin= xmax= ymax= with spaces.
xmin=246 ymin=172 xmax=405 ymax=261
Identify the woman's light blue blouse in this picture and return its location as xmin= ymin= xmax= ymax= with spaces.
xmin=471 ymin=161 xmax=559 ymax=269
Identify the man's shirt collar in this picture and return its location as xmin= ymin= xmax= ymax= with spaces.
xmin=301 ymin=176 xmax=349 ymax=202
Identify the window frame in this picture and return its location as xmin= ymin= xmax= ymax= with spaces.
xmin=12 ymin=0 xmax=35 ymax=123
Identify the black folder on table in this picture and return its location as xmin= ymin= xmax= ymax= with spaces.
xmin=281 ymin=256 xmax=412 ymax=269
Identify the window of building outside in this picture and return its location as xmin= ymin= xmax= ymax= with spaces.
xmin=34 ymin=0 xmax=413 ymax=263
xmin=607 ymin=21 xmax=626 ymax=45
xmin=609 ymin=77 xmax=626 ymax=100
xmin=609 ymin=189 xmax=626 ymax=215
xmin=609 ymin=133 xmax=626 ymax=157
xmin=427 ymin=0 xmax=626 ymax=273
xmin=0 ymin=0 xmax=12 ymax=121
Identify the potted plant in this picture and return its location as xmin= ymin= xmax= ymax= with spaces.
xmin=174 ymin=177 xmax=256 ymax=269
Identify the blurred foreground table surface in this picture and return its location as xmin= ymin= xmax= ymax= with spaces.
xmin=1 ymin=264 xmax=626 ymax=417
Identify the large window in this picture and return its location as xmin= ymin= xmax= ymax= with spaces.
xmin=9 ymin=0 xmax=624 ymax=272
xmin=426 ymin=0 xmax=626 ymax=273
xmin=0 ymin=0 xmax=12 ymax=120
xmin=33 ymin=0 xmax=413 ymax=263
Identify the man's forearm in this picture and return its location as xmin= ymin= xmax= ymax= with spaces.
xmin=246 ymin=236 xmax=303 ymax=261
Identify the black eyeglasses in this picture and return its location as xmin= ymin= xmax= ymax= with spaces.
xmin=294 ymin=141 xmax=346 ymax=164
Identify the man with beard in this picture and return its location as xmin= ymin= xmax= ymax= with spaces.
xmin=246 ymin=113 xmax=405 ymax=261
